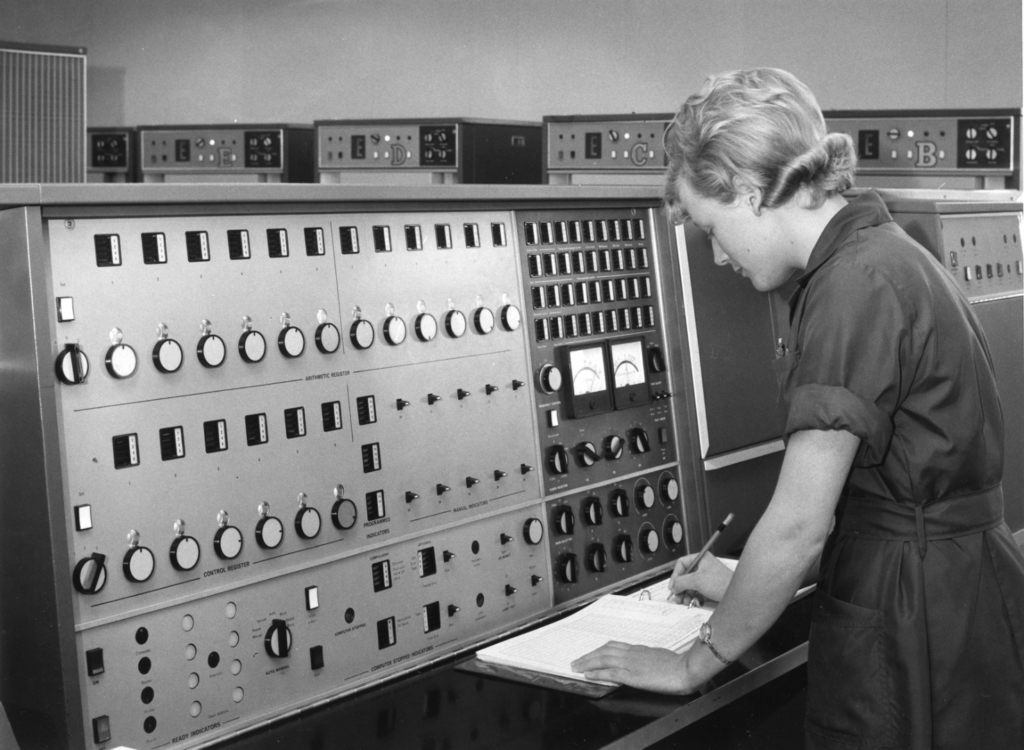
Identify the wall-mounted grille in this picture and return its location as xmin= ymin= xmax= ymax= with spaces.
xmin=0 ymin=43 xmax=86 ymax=183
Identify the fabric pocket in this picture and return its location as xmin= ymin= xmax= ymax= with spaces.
xmin=805 ymin=590 xmax=894 ymax=748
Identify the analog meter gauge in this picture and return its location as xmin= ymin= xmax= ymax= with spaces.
xmin=562 ymin=342 xmax=612 ymax=418
xmin=609 ymin=337 xmax=651 ymax=408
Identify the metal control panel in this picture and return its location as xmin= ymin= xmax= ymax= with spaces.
xmin=825 ymin=110 xmax=1020 ymax=190
xmin=88 ymin=128 xmax=139 ymax=183
xmin=138 ymin=125 xmax=315 ymax=183
xmin=543 ymin=114 xmax=673 ymax=186
xmin=0 ymin=184 xmax=696 ymax=750
xmin=882 ymin=196 xmax=1024 ymax=533
xmin=315 ymin=119 xmax=542 ymax=185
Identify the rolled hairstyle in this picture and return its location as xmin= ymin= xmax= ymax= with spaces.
xmin=663 ymin=68 xmax=856 ymax=224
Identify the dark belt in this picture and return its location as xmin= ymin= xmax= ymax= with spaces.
xmin=837 ymin=485 xmax=1004 ymax=559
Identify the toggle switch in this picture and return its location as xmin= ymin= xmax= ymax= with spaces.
xmin=531 ymin=575 xmax=543 ymax=586
xmin=485 ymin=384 xmax=498 ymax=395
xmin=428 ymin=393 xmax=442 ymax=405
xmin=512 ymin=379 xmax=525 ymax=390
xmin=494 ymin=469 xmax=507 ymax=481
xmin=521 ymin=463 xmax=534 ymax=475
xmin=397 ymin=398 xmax=410 ymax=410
xmin=406 ymin=491 xmax=420 ymax=503
xmin=466 ymin=477 xmax=480 ymax=488
xmin=436 ymin=483 xmax=450 ymax=496
xmin=505 ymin=584 xmax=517 ymax=596
xmin=443 ymin=550 xmax=455 ymax=562
xmin=500 ymin=533 xmax=514 ymax=545
xmin=457 ymin=388 xmax=470 ymax=400
xmin=448 ymin=604 xmax=460 ymax=616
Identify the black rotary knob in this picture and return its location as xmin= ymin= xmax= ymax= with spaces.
xmin=73 ymin=553 xmax=107 ymax=595
xmin=604 ymin=435 xmax=624 ymax=460
xmin=152 ymin=338 xmax=183 ymax=373
xmin=610 ymin=489 xmax=629 ymax=517
xmin=350 ymin=319 xmax=375 ymax=350
xmin=537 ymin=364 xmax=563 ymax=394
xmin=500 ymin=304 xmax=521 ymax=331
xmin=661 ymin=476 xmax=681 ymax=505
xmin=664 ymin=517 xmax=684 ymax=547
xmin=474 ymin=307 xmax=495 ymax=334
xmin=630 ymin=428 xmax=651 ymax=454
xmin=123 ymin=546 xmax=155 ymax=583
xmin=382 ymin=316 xmax=407 ymax=346
xmin=588 ymin=544 xmax=607 ymax=573
xmin=548 ymin=445 xmax=569 ymax=475
xmin=415 ymin=313 xmax=438 ymax=342
xmin=445 ymin=310 xmax=467 ymax=338
xmin=214 ymin=525 xmax=243 ymax=560
xmin=332 ymin=498 xmax=357 ymax=530
xmin=278 ymin=326 xmax=305 ymax=358
xmin=614 ymin=535 xmax=634 ymax=563
xmin=170 ymin=535 xmax=201 ymax=571
xmin=639 ymin=527 xmax=660 ymax=555
xmin=238 ymin=330 xmax=267 ymax=363
xmin=315 ymin=322 xmax=341 ymax=354
xmin=554 ymin=506 xmax=575 ymax=536
xmin=56 ymin=343 xmax=90 ymax=385
xmin=197 ymin=334 xmax=227 ymax=368
xmin=105 ymin=344 xmax=138 ymax=379
xmin=264 ymin=619 xmax=292 ymax=658
xmin=559 ymin=553 xmax=579 ymax=584
xmin=576 ymin=441 xmax=600 ymax=468
xmin=635 ymin=483 xmax=656 ymax=511
xmin=256 ymin=516 xmax=285 ymax=549
xmin=295 ymin=507 xmax=321 ymax=539
xmin=523 ymin=518 xmax=544 ymax=545
xmin=583 ymin=497 xmax=603 ymax=526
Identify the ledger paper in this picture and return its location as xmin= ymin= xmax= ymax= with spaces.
xmin=476 ymin=594 xmax=711 ymax=686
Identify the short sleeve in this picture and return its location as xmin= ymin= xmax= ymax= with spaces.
xmin=785 ymin=260 xmax=909 ymax=466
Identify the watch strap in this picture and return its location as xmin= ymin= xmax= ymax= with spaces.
xmin=699 ymin=623 xmax=734 ymax=666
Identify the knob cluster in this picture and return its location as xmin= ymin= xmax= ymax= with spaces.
xmin=350 ymin=304 xmax=521 ymax=352
xmin=547 ymin=429 xmax=652 ymax=475
xmin=55 ymin=317 xmax=342 ymax=385
xmin=72 ymin=498 xmax=347 ymax=594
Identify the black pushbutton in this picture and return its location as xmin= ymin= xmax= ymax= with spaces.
xmin=86 ymin=648 xmax=105 ymax=677
xmin=93 ymin=715 xmax=111 ymax=743
xmin=310 ymin=645 xmax=325 ymax=670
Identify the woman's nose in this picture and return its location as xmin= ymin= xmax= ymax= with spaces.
xmin=711 ymin=240 xmax=730 ymax=266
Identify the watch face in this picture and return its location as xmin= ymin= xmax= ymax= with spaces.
xmin=699 ymin=621 xmax=711 ymax=641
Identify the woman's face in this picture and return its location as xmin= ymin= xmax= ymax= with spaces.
xmin=676 ymin=179 xmax=797 ymax=292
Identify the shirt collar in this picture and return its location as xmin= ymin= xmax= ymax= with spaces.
xmin=794 ymin=190 xmax=893 ymax=290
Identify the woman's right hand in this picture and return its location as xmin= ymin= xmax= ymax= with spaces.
xmin=667 ymin=553 xmax=733 ymax=605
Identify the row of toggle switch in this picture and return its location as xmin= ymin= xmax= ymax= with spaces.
xmin=527 ymin=246 xmax=649 ymax=278
xmin=531 ymin=275 xmax=653 ymax=309
xmin=523 ymin=217 xmax=645 ymax=247
xmin=91 ymin=220 xmax=513 ymax=268
xmin=535 ymin=306 xmax=656 ymax=342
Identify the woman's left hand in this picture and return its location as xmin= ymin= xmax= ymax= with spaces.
xmin=570 ymin=642 xmax=698 ymax=694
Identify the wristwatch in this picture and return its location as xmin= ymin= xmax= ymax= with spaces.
xmin=698 ymin=621 xmax=734 ymax=666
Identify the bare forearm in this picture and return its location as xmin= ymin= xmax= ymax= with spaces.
xmin=680 ymin=429 xmax=858 ymax=685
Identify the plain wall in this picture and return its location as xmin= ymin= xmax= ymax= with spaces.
xmin=2 ymin=0 xmax=1022 ymax=129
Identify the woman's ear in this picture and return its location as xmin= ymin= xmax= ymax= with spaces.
xmin=736 ymin=184 xmax=765 ymax=216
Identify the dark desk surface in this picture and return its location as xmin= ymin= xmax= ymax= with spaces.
xmin=212 ymin=595 xmax=812 ymax=750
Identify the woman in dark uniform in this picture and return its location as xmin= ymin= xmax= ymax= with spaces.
xmin=572 ymin=68 xmax=1024 ymax=748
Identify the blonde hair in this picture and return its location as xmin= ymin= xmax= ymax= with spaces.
xmin=663 ymin=68 xmax=856 ymax=223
